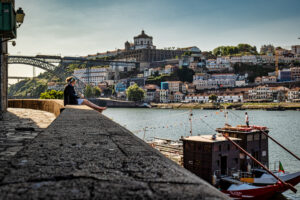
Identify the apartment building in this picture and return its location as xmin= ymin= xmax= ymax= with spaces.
xmin=73 ymin=68 xmax=111 ymax=86
xmin=291 ymin=67 xmax=300 ymax=81
xmin=247 ymin=86 xmax=289 ymax=102
xmin=288 ymin=88 xmax=300 ymax=102
xmin=167 ymin=81 xmax=183 ymax=93
xmin=160 ymin=89 xmax=170 ymax=103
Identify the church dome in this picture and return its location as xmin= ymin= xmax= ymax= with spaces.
xmin=134 ymin=30 xmax=152 ymax=39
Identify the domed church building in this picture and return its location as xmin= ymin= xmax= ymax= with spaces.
xmin=133 ymin=30 xmax=156 ymax=50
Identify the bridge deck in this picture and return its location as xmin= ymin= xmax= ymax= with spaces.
xmin=0 ymin=105 xmax=228 ymax=199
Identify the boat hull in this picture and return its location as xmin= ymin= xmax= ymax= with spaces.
xmin=222 ymin=183 xmax=286 ymax=200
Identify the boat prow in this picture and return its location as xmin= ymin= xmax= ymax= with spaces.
xmin=221 ymin=178 xmax=289 ymax=200
xmin=241 ymin=170 xmax=300 ymax=186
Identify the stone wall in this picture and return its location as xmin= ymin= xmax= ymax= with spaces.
xmin=89 ymin=98 xmax=138 ymax=108
xmin=8 ymin=99 xmax=64 ymax=117
xmin=0 ymin=103 xmax=228 ymax=199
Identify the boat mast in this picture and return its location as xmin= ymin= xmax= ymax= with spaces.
xmin=189 ymin=110 xmax=193 ymax=136
xmin=143 ymin=127 xmax=147 ymax=141
xmin=222 ymin=133 xmax=297 ymax=193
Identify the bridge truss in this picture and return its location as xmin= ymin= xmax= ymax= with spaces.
xmin=8 ymin=55 xmax=139 ymax=93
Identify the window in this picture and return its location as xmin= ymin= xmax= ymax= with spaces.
xmin=247 ymin=135 xmax=253 ymax=141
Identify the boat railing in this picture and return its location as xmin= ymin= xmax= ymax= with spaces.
xmin=214 ymin=168 xmax=241 ymax=179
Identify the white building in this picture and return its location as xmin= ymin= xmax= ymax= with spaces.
xmin=73 ymin=68 xmax=111 ymax=86
xmin=235 ymin=80 xmax=246 ymax=87
xmin=247 ymin=86 xmax=289 ymax=102
xmin=132 ymin=30 xmax=156 ymax=50
xmin=160 ymin=89 xmax=170 ymax=103
xmin=292 ymin=45 xmax=300 ymax=55
xmin=230 ymin=55 xmax=258 ymax=64
xmin=185 ymin=94 xmax=210 ymax=103
xmin=193 ymin=73 xmax=210 ymax=81
xmin=206 ymin=59 xmax=217 ymax=69
xmin=185 ymin=93 xmax=243 ymax=103
xmin=174 ymin=92 xmax=184 ymax=102
xmin=110 ymin=62 xmax=136 ymax=73
xmin=167 ymin=81 xmax=182 ymax=93
xmin=288 ymin=88 xmax=300 ymax=102
xmin=261 ymin=76 xmax=277 ymax=84
xmin=193 ymin=74 xmax=236 ymax=90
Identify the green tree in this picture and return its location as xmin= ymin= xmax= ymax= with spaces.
xmin=84 ymin=85 xmax=94 ymax=98
xmin=209 ymin=94 xmax=218 ymax=103
xmin=93 ymin=86 xmax=101 ymax=97
xmin=174 ymin=66 xmax=195 ymax=83
xmin=40 ymin=90 xmax=63 ymax=99
xmin=126 ymin=84 xmax=145 ymax=102
xmin=212 ymin=44 xmax=258 ymax=56
xmin=153 ymin=71 xmax=160 ymax=77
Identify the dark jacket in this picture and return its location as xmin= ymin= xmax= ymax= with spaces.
xmin=64 ymin=84 xmax=79 ymax=106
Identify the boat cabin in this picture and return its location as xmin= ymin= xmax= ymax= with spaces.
xmin=182 ymin=134 xmax=241 ymax=184
xmin=216 ymin=125 xmax=269 ymax=171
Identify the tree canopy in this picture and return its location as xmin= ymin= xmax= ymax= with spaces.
xmin=260 ymin=44 xmax=275 ymax=55
xmin=174 ymin=66 xmax=195 ymax=83
xmin=84 ymin=85 xmax=102 ymax=98
xmin=212 ymin=44 xmax=258 ymax=56
xmin=40 ymin=90 xmax=63 ymax=99
xmin=126 ymin=84 xmax=145 ymax=102
xmin=209 ymin=94 xmax=218 ymax=102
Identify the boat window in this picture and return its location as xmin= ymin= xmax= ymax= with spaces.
xmin=254 ymin=134 xmax=260 ymax=141
xmin=204 ymin=144 xmax=211 ymax=152
xmin=234 ymin=158 xmax=238 ymax=164
xmin=198 ymin=143 xmax=202 ymax=151
xmin=261 ymin=134 xmax=267 ymax=139
xmin=247 ymin=135 xmax=253 ymax=141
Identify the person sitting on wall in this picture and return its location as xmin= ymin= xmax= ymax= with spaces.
xmin=64 ymin=77 xmax=106 ymax=113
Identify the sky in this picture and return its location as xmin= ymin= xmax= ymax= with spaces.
xmin=8 ymin=0 xmax=300 ymax=78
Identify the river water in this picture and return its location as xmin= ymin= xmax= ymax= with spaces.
xmin=104 ymin=108 xmax=300 ymax=199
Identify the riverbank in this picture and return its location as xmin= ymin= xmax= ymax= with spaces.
xmin=151 ymin=102 xmax=300 ymax=110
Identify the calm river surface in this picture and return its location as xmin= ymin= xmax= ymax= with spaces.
xmin=104 ymin=108 xmax=300 ymax=199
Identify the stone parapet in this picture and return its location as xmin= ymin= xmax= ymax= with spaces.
xmin=8 ymin=99 xmax=64 ymax=117
xmin=0 ymin=105 xmax=228 ymax=199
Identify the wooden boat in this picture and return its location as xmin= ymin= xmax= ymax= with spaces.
xmin=219 ymin=169 xmax=300 ymax=199
xmin=221 ymin=177 xmax=288 ymax=200
xmin=220 ymin=133 xmax=298 ymax=198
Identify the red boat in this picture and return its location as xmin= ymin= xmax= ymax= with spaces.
xmin=220 ymin=177 xmax=296 ymax=200
xmin=220 ymin=133 xmax=299 ymax=199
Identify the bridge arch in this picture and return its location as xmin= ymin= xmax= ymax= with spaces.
xmin=8 ymin=56 xmax=86 ymax=92
xmin=8 ymin=56 xmax=63 ymax=79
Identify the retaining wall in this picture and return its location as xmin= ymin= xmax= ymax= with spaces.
xmin=8 ymin=99 xmax=64 ymax=117
xmin=1 ymin=101 xmax=228 ymax=199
